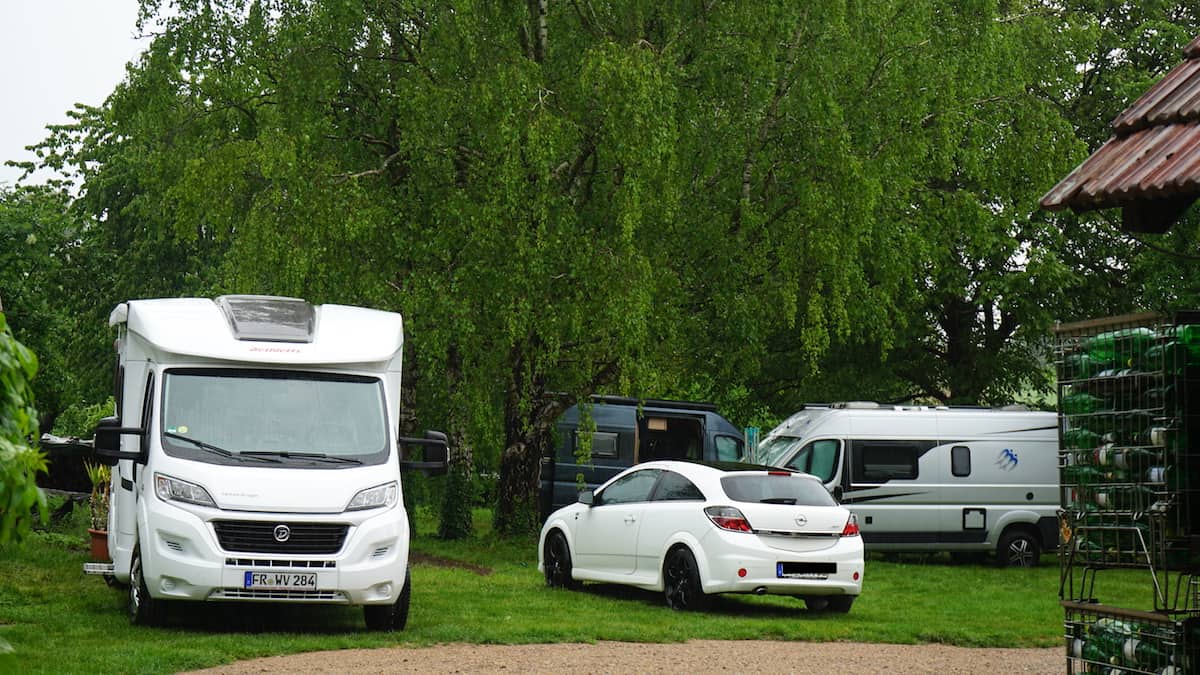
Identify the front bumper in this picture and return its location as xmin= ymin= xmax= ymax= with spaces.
xmin=140 ymin=500 xmax=409 ymax=606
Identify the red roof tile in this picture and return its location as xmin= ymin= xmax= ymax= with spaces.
xmin=1041 ymin=37 xmax=1200 ymax=217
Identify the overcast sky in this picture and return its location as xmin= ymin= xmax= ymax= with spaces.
xmin=0 ymin=1 xmax=147 ymax=186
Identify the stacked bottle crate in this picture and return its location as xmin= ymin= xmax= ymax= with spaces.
xmin=1056 ymin=311 xmax=1200 ymax=674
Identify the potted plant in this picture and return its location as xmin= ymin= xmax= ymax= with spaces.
xmin=84 ymin=461 xmax=111 ymax=561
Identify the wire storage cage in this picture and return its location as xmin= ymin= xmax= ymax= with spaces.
xmin=1064 ymin=601 xmax=1196 ymax=674
xmin=1055 ymin=311 xmax=1200 ymax=673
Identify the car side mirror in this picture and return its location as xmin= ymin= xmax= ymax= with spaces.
xmin=578 ymin=490 xmax=594 ymax=506
xmin=398 ymin=430 xmax=449 ymax=476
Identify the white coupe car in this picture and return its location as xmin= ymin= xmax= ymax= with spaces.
xmin=537 ymin=460 xmax=863 ymax=612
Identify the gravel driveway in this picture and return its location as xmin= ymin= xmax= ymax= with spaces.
xmin=184 ymin=640 xmax=1062 ymax=674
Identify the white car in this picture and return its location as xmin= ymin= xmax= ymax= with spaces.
xmin=537 ymin=460 xmax=864 ymax=612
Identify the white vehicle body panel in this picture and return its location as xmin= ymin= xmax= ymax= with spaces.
xmin=105 ymin=296 xmax=411 ymax=609
xmin=754 ymin=404 xmax=1059 ymax=558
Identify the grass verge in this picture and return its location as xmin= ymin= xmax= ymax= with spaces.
xmin=0 ymin=504 xmax=1158 ymax=673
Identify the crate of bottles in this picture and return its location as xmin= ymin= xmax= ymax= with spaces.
xmin=1064 ymin=600 xmax=1195 ymax=674
xmin=1055 ymin=311 xmax=1200 ymax=570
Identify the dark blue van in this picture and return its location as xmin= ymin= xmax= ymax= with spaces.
xmin=538 ymin=396 xmax=745 ymax=520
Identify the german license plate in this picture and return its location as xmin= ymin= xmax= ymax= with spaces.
xmin=243 ymin=571 xmax=318 ymax=589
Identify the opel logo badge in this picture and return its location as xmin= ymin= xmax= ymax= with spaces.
xmin=794 ymin=515 xmax=808 ymax=527
xmin=273 ymin=524 xmax=291 ymax=542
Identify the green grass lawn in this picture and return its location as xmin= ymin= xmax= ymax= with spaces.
xmin=0 ymin=505 xmax=1162 ymax=674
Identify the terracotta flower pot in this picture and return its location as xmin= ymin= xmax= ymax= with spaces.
xmin=88 ymin=528 xmax=110 ymax=562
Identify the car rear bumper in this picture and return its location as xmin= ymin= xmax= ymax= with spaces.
xmin=698 ymin=531 xmax=864 ymax=597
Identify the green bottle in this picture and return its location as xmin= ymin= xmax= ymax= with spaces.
xmin=1063 ymin=352 xmax=1101 ymax=380
xmin=1124 ymin=636 xmax=1174 ymax=670
xmin=1062 ymin=391 xmax=1108 ymax=414
xmin=1143 ymin=341 xmax=1190 ymax=375
xmin=1087 ymin=327 xmax=1156 ymax=367
xmin=1093 ymin=485 xmax=1155 ymax=512
xmin=1062 ymin=463 xmax=1104 ymax=486
xmin=1088 ymin=619 xmax=1133 ymax=666
xmin=1063 ymin=427 xmax=1102 ymax=449
xmin=1165 ymin=323 xmax=1200 ymax=361
xmin=1113 ymin=446 xmax=1162 ymax=473
xmin=1146 ymin=465 xmax=1185 ymax=490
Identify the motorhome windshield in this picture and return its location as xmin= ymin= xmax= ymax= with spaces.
xmin=161 ymin=369 xmax=388 ymax=466
xmin=755 ymin=435 xmax=803 ymax=467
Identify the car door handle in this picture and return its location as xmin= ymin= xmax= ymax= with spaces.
xmin=624 ymin=515 xmax=637 ymax=524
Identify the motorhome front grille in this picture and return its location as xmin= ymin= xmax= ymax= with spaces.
xmin=225 ymin=558 xmax=337 ymax=569
xmin=212 ymin=521 xmax=349 ymax=554
xmin=213 ymin=588 xmax=346 ymax=602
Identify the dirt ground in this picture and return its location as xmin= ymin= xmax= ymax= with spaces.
xmin=183 ymin=640 xmax=1063 ymax=674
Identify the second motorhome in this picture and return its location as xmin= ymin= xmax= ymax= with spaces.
xmin=755 ymin=402 xmax=1059 ymax=566
xmin=81 ymin=295 xmax=446 ymax=629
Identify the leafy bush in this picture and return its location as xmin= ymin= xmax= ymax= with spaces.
xmin=51 ymin=398 xmax=115 ymax=438
xmin=0 ymin=312 xmax=47 ymax=546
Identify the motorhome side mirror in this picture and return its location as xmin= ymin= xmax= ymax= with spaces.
xmin=398 ymin=430 xmax=449 ymax=476
xmin=578 ymin=490 xmax=594 ymax=506
xmin=93 ymin=416 xmax=146 ymax=462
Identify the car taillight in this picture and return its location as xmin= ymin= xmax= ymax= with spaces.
xmin=841 ymin=513 xmax=860 ymax=537
xmin=704 ymin=505 xmax=753 ymax=533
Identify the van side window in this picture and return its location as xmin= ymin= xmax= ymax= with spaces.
xmin=785 ymin=439 xmax=839 ymax=483
xmin=715 ymin=435 xmax=744 ymax=462
xmin=576 ymin=431 xmax=619 ymax=458
xmin=851 ymin=441 xmax=922 ymax=482
xmin=951 ymin=445 xmax=971 ymax=477
xmin=651 ymin=471 xmax=705 ymax=501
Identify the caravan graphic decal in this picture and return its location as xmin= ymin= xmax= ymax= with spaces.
xmin=996 ymin=448 xmax=1019 ymax=471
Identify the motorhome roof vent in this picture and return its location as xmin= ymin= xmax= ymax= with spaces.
xmin=215 ymin=295 xmax=316 ymax=343
xmin=834 ymin=401 xmax=880 ymax=409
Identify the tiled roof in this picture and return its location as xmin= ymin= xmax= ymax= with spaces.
xmin=1040 ymin=35 xmax=1200 ymax=230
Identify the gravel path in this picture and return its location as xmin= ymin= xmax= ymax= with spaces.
xmin=183 ymin=640 xmax=1062 ymax=674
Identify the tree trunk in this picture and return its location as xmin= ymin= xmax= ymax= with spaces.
xmin=439 ymin=343 xmax=475 ymax=539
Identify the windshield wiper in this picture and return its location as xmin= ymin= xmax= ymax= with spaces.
xmin=241 ymin=451 xmax=363 ymax=465
xmin=164 ymin=432 xmax=281 ymax=463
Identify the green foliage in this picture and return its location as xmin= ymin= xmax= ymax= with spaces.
xmin=83 ymin=462 xmax=111 ymax=531
xmin=15 ymin=0 xmax=1200 ymax=534
xmin=51 ymin=398 xmax=115 ymax=438
xmin=0 ymin=313 xmax=47 ymax=547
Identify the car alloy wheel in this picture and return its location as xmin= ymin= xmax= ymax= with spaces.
xmin=663 ymin=548 xmax=708 ymax=611
xmin=543 ymin=531 xmax=576 ymax=589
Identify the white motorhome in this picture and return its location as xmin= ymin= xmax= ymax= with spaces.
xmin=754 ymin=402 xmax=1059 ymax=566
xmin=83 ymin=295 xmax=446 ymax=629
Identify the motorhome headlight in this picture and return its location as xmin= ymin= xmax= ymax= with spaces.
xmin=346 ymin=481 xmax=398 ymax=512
xmin=154 ymin=473 xmax=216 ymax=507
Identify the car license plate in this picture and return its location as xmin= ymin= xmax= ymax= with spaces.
xmin=777 ymin=562 xmax=835 ymax=579
xmin=243 ymin=571 xmax=318 ymax=589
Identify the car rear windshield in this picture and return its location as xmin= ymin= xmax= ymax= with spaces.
xmin=720 ymin=475 xmax=836 ymax=506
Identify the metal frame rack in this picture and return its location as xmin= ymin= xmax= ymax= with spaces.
xmin=1055 ymin=311 xmax=1200 ymax=673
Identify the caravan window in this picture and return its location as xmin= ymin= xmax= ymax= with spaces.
xmin=851 ymin=441 xmax=923 ymax=482
xmin=951 ymin=445 xmax=971 ymax=477
xmin=784 ymin=440 xmax=839 ymax=483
